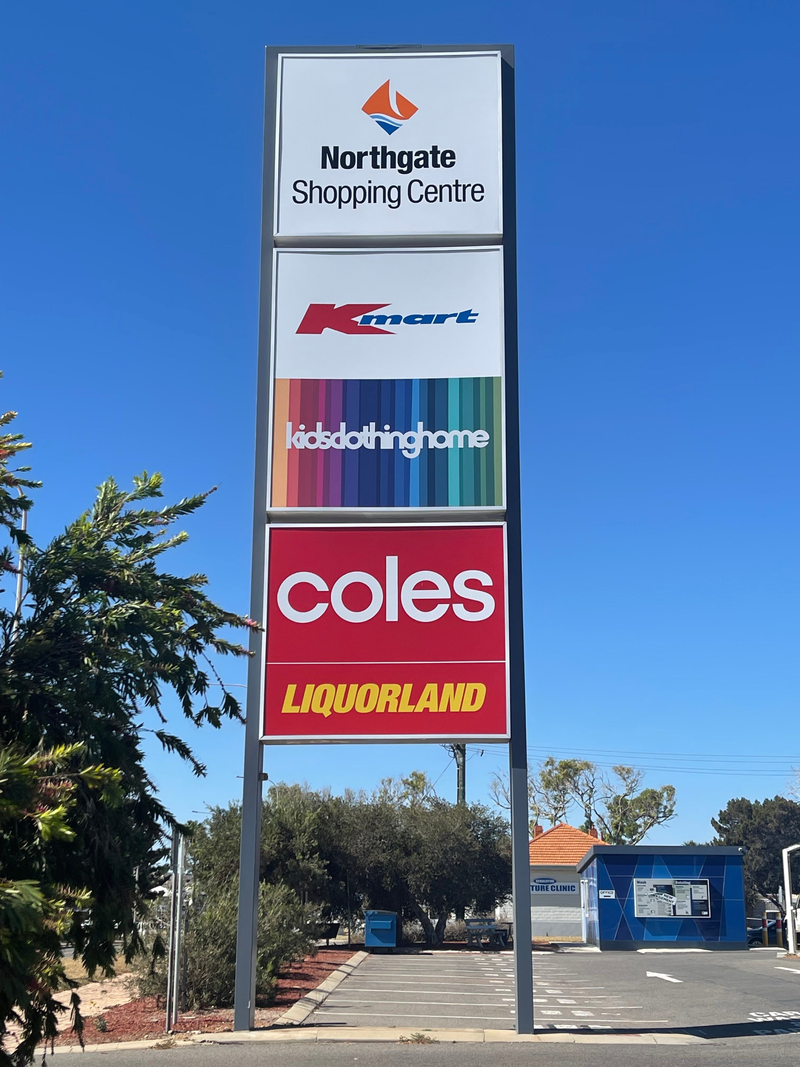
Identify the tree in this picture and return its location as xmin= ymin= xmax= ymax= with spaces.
xmin=490 ymin=757 xmax=676 ymax=844
xmin=0 ymin=743 xmax=121 ymax=1064
xmin=711 ymin=797 xmax=800 ymax=912
xmin=319 ymin=779 xmax=511 ymax=944
xmin=0 ymin=397 xmax=252 ymax=1062
xmin=190 ymin=777 xmax=512 ymax=948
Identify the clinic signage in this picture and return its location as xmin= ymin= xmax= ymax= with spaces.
xmin=531 ymin=878 xmax=579 ymax=895
xmin=274 ymin=51 xmax=503 ymax=238
xmin=268 ymin=247 xmax=505 ymax=512
xmin=262 ymin=524 xmax=509 ymax=741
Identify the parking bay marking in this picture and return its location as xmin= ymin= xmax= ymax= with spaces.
xmin=351 ymin=986 xmax=511 ymax=992
xmin=646 ymin=971 xmax=683 ymax=983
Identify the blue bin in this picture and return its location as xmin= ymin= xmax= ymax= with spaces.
xmin=364 ymin=909 xmax=397 ymax=949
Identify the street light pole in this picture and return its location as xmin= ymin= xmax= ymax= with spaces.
xmin=12 ymin=493 xmax=27 ymax=641
xmin=782 ymin=844 xmax=800 ymax=956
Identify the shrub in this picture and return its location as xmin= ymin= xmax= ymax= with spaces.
xmin=134 ymin=882 xmax=319 ymax=1009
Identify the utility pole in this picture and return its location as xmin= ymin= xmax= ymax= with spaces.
xmin=455 ymin=744 xmax=466 ymax=805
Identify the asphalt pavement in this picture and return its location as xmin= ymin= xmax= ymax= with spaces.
xmin=44 ymin=945 xmax=800 ymax=1066
xmin=309 ymin=946 xmax=800 ymax=1038
xmin=48 ymin=1036 xmax=800 ymax=1067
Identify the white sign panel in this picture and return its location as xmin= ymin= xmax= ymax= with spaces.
xmin=275 ymin=52 xmax=502 ymax=238
xmin=273 ymin=247 xmax=504 ymax=380
xmin=633 ymin=878 xmax=711 ymax=919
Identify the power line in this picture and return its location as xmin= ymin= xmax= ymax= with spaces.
xmin=527 ymin=744 xmax=798 ymax=765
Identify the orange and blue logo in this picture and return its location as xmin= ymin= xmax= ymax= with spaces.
xmin=362 ymin=80 xmax=418 ymax=135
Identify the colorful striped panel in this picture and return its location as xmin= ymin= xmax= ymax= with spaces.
xmin=271 ymin=377 xmax=503 ymax=508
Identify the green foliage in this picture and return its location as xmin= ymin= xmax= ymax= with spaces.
xmin=0 ymin=396 xmax=252 ymax=1063
xmin=0 ymin=742 xmax=121 ymax=1065
xmin=194 ymin=778 xmax=512 ymax=950
xmin=185 ymin=883 xmax=318 ymax=1008
xmin=711 ymin=796 xmax=800 ymax=911
xmin=134 ymin=882 xmax=318 ymax=1009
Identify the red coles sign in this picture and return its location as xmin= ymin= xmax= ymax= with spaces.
xmin=262 ymin=524 xmax=509 ymax=741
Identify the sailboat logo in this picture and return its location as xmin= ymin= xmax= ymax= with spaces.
xmin=362 ymin=80 xmax=418 ymax=135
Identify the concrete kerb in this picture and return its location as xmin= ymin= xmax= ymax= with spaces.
xmin=274 ymin=949 xmax=370 ymax=1025
xmin=38 ymin=1028 xmax=705 ymax=1053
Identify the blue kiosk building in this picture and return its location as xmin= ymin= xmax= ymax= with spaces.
xmin=577 ymin=845 xmax=747 ymax=950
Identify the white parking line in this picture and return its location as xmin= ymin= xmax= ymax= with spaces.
xmin=319 ymin=1000 xmax=517 ymax=1007
xmin=338 ymin=989 xmax=516 ymax=997
xmin=316 ymin=1012 xmax=522 ymax=1021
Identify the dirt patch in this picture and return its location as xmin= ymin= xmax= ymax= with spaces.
xmin=49 ymin=949 xmax=354 ymax=1046
xmin=59 ymin=958 xmax=132 ymax=988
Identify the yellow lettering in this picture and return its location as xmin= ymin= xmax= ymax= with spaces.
xmin=355 ymin=683 xmax=379 ymax=713
xmin=311 ymin=683 xmax=335 ymax=718
xmin=377 ymin=683 xmax=401 ymax=713
xmin=333 ymin=683 xmax=357 ymax=714
xmin=281 ymin=684 xmax=301 ymax=714
xmin=400 ymin=683 xmax=417 ymax=713
xmin=300 ymin=684 xmax=314 ymax=714
xmin=462 ymin=683 xmax=486 ymax=711
xmin=416 ymin=683 xmax=440 ymax=713
xmin=440 ymin=683 xmax=465 ymax=712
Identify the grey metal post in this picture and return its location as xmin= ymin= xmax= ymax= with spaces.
xmin=782 ymin=844 xmax=800 ymax=956
xmin=165 ymin=833 xmax=178 ymax=1032
xmin=501 ymin=47 xmax=534 ymax=1035
xmin=11 ymin=491 xmax=27 ymax=641
xmin=233 ymin=46 xmax=278 ymax=1031
xmin=171 ymin=835 xmax=186 ymax=1029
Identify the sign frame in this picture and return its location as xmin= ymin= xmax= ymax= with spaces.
xmin=272 ymin=48 xmax=504 ymax=242
xmin=266 ymin=244 xmax=508 ymax=520
xmin=259 ymin=520 xmax=511 ymax=744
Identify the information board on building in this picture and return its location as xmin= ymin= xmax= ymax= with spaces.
xmin=633 ymin=878 xmax=711 ymax=919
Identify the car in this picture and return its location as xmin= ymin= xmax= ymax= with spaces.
xmin=747 ymin=919 xmax=780 ymax=946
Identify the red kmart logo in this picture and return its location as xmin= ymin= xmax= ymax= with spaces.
xmin=296 ymin=303 xmax=479 ymax=335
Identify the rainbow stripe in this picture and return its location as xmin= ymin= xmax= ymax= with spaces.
xmin=271 ymin=377 xmax=503 ymax=508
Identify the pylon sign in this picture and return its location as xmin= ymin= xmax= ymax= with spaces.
xmin=238 ymin=44 xmax=532 ymax=1038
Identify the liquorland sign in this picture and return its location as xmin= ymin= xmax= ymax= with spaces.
xmin=273 ymin=52 xmax=503 ymax=237
xmin=262 ymin=525 xmax=509 ymax=741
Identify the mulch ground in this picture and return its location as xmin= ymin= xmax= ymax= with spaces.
xmin=51 ymin=948 xmax=355 ymax=1046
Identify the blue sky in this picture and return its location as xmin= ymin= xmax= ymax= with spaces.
xmin=3 ymin=2 xmax=798 ymax=843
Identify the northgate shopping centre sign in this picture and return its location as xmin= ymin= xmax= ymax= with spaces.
xmin=235 ymin=45 xmax=532 ymax=1034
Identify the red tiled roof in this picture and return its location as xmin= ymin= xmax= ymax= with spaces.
xmin=529 ymin=823 xmax=605 ymax=866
